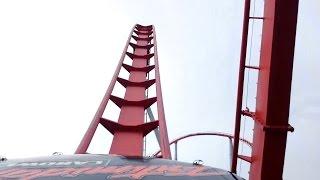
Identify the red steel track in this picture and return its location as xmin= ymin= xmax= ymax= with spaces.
xmin=153 ymin=132 xmax=252 ymax=157
xmin=75 ymin=24 xmax=171 ymax=159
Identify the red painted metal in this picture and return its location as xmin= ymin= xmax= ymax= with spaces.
xmin=249 ymin=0 xmax=299 ymax=179
xmin=153 ymin=26 xmax=171 ymax=159
xmin=75 ymin=24 xmax=171 ymax=159
xmin=238 ymin=155 xmax=252 ymax=163
xmin=153 ymin=132 xmax=252 ymax=157
xmin=245 ymin=65 xmax=260 ymax=70
xmin=231 ymin=0 xmax=251 ymax=173
xmin=232 ymin=0 xmax=299 ymax=179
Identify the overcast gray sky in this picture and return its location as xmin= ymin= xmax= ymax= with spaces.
xmin=0 ymin=0 xmax=319 ymax=179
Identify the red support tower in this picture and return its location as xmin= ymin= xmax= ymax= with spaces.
xmin=75 ymin=24 xmax=171 ymax=159
xmin=232 ymin=0 xmax=299 ymax=179
xmin=249 ymin=1 xmax=298 ymax=179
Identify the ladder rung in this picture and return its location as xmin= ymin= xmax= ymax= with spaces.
xmin=137 ymin=30 xmax=153 ymax=35
xmin=126 ymin=52 xmax=154 ymax=60
xmin=136 ymin=24 xmax=152 ymax=28
xmin=117 ymin=77 xmax=155 ymax=88
xmin=110 ymin=95 xmax=157 ymax=109
xmin=129 ymin=42 xmax=154 ymax=50
xmin=241 ymin=109 xmax=255 ymax=118
xmin=238 ymin=155 xmax=252 ymax=163
xmin=122 ymin=64 xmax=155 ymax=73
xmin=132 ymin=35 xmax=153 ymax=42
xmin=249 ymin=16 xmax=265 ymax=20
xmin=245 ymin=65 xmax=260 ymax=70
xmin=134 ymin=30 xmax=153 ymax=36
xmin=136 ymin=28 xmax=152 ymax=32
xmin=136 ymin=25 xmax=152 ymax=31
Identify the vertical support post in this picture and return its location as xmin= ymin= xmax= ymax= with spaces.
xmin=249 ymin=0 xmax=299 ymax=179
xmin=231 ymin=0 xmax=251 ymax=173
xmin=146 ymin=107 xmax=161 ymax=145
xmin=229 ymin=138 xmax=234 ymax=171
xmin=153 ymin=26 xmax=172 ymax=159
xmin=75 ymin=25 xmax=136 ymax=154
xmin=174 ymin=142 xmax=178 ymax=161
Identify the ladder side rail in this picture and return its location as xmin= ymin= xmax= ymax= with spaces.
xmin=231 ymin=0 xmax=251 ymax=173
xmin=152 ymin=26 xmax=172 ymax=159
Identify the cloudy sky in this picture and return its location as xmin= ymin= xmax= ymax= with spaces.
xmin=0 ymin=0 xmax=319 ymax=179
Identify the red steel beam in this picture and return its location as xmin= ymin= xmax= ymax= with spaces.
xmin=250 ymin=0 xmax=299 ymax=179
xmin=152 ymin=26 xmax=171 ymax=159
xmin=231 ymin=0 xmax=251 ymax=173
xmin=153 ymin=132 xmax=252 ymax=157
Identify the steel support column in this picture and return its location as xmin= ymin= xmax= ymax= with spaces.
xmin=250 ymin=0 xmax=299 ymax=179
xmin=153 ymin=26 xmax=171 ymax=159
